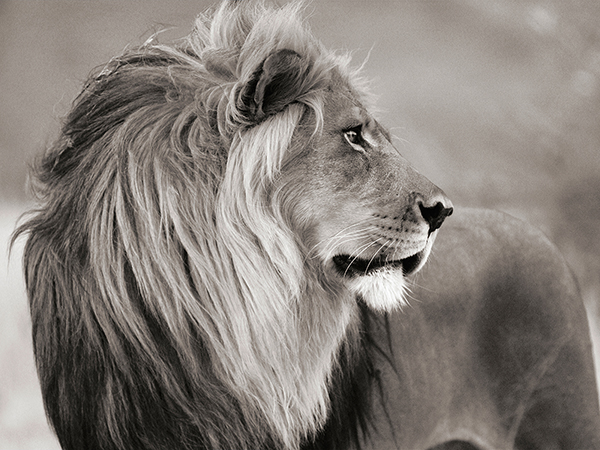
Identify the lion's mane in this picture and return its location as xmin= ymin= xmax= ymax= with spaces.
xmin=14 ymin=2 xmax=383 ymax=450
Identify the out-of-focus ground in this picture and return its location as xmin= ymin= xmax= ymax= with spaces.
xmin=1 ymin=0 xmax=599 ymax=448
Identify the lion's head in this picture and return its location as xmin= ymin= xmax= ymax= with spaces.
xmin=280 ymin=66 xmax=453 ymax=312
xmin=15 ymin=2 xmax=451 ymax=450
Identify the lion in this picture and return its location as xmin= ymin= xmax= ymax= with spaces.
xmin=13 ymin=1 xmax=600 ymax=449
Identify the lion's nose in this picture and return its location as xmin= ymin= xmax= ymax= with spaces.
xmin=418 ymin=195 xmax=453 ymax=233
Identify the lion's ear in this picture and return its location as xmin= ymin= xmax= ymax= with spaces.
xmin=238 ymin=49 xmax=312 ymax=123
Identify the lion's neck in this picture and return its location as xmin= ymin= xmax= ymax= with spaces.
xmin=214 ymin=277 xmax=360 ymax=450
xmin=263 ymin=286 xmax=359 ymax=449
xmin=301 ymin=305 xmax=380 ymax=450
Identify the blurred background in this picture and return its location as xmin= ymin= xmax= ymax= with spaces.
xmin=1 ymin=0 xmax=599 ymax=448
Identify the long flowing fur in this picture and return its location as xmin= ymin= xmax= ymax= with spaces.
xmin=13 ymin=2 xmax=382 ymax=450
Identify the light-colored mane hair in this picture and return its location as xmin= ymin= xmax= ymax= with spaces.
xmin=16 ymin=2 xmax=372 ymax=449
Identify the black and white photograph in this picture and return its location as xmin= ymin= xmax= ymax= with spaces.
xmin=2 ymin=1 xmax=600 ymax=449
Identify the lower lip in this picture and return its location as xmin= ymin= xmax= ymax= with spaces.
xmin=399 ymin=250 xmax=423 ymax=275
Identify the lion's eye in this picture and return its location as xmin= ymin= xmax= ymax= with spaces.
xmin=343 ymin=126 xmax=365 ymax=151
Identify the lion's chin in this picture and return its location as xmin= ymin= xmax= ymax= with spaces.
xmin=347 ymin=266 xmax=409 ymax=312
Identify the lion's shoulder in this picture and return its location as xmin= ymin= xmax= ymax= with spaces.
xmin=361 ymin=208 xmax=597 ymax=449
xmin=423 ymin=208 xmax=580 ymax=305
xmin=417 ymin=208 xmax=586 ymax=334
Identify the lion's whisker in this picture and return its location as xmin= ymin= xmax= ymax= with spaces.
xmin=314 ymin=228 xmax=369 ymax=257
xmin=320 ymin=229 xmax=374 ymax=260
xmin=364 ymin=239 xmax=391 ymax=275
xmin=343 ymin=240 xmax=379 ymax=278
xmin=305 ymin=219 xmax=373 ymax=260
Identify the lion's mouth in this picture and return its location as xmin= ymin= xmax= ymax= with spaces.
xmin=332 ymin=250 xmax=424 ymax=278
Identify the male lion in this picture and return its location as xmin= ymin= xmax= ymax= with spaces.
xmin=14 ymin=1 xmax=600 ymax=450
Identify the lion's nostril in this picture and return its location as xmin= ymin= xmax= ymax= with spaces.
xmin=419 ymin=201 xmax=453 ymax=233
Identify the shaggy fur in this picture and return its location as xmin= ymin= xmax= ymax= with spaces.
xmin=14 ymin=2 xmax=384 ymax=449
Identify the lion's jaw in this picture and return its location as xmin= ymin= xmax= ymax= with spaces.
xmin=299 ymin=190 xmax=443 ymax=312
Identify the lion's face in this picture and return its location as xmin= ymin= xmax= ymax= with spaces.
xmin=278 ymin=71 xmax=453 ymax=311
